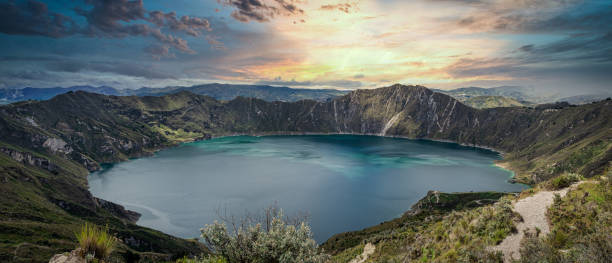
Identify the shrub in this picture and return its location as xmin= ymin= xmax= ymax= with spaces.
xmin=176 ymin=255 xmax=227 ymax=263
xmin=76 ymin=222 xmax=117 ymax=261
xmin=200 ymin=206 xmax=329 ymax=263
xmin=550 ymin=173 xmax=583 ymax=189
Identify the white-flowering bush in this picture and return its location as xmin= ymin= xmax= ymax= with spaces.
xmin=200 ymin=206 xmax=329 ymax=263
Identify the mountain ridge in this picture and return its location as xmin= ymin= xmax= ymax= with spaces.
xmin=0 ymin=84 xmax=350 ymax=104
xmin=0 ymin=84 xmax=610 ymax=261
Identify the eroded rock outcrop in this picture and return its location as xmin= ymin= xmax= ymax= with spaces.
xmin=94 ymin=197 xmax=141 ymax=223
xmin=0 ymin=147 xmax=58 ymax=173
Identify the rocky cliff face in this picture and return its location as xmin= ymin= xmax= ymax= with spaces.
xmin=0 ymin=147 xmax=59 ymax=173
xmin=1 ymin=85 xmax=610 ymax=182
xmin=0 ymin=84 xmax=609 ymax=262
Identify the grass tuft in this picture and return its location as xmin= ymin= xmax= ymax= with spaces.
xmin=76 ymin=222 xmax=117 ymax=261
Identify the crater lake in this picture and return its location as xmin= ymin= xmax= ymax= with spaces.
xmin=88 ymin=135 xmax=527 ymax=242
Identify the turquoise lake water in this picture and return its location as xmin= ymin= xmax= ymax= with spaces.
xmin=88 ymin=135 xmax=527 ymax=242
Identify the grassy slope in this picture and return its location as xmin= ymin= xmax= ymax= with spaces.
xmin=327 ymin=174 xmax=611 ymax=263
xmin=325 ymin=192 xmax=517 ymax=262
xmin=0 ymin=145 xmax=206 ymax=262
xmin=322 ymin=192 xmax=509 ymax=254
xmin=462 ymin=96 xmax=528 ymax=109
xmin=0 ymin=85 xmax=610 ymax=261
xmin=519 ymin=175 xmax=611 ymax=262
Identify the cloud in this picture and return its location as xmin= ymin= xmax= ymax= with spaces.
xmin=218 ymin=0 xmax=304 ymax=22
xmin=0 ymin=0 xmax=76 ymax=37
xmin=0 ymin=0 xmax=213 ymax=56
xmin=74 ymin=0 xmax=207 ymax=54
xmin=75 ymin=0 xmax=147 ymax=37
xmin=144 ymin=45 xmax=174 ymax=59
xmin=148 ymin=11 xmax=211 ymax=36
xmin=451 ymin=0 xmax=612 ymax=34
xmin=256 ymin=78 xmax=361 ymax=88
xmin=46 ymin=60 xmax=176 ymax=79
xmin=519 ymin=33 xmax=612 ymax=63
xmin=206 ymin=35 xmax=226 ymax=50
xmin=4 ymin=69 xmax=56 ymax=81
xmin=518 ymin=44 xmax=534 ymax=52
xmin=319 ymin=2 xmax=358 ymax=14
xmin=443 ymin=30 xmax=612 ymax=95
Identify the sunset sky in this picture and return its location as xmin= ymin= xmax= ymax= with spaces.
xmin=1 ymin=0 xmax=611 ymax=95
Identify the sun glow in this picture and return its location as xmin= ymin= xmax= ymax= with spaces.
xmin=226 ymin=0 xmax=509 ymax=89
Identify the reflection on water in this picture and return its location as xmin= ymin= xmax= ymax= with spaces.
xmin=88 ymin=135 xmax=527 ymax=242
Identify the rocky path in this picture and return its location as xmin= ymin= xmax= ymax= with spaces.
xmin=493 ymin=182 xmax=583 ymax=262
xmin=349 ymin=243 xmax=375 ymax=263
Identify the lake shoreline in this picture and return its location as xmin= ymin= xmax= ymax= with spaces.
xmin=89 ymin=134 xmax=527 ymax=243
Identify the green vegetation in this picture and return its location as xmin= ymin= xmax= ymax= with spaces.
xmin=462 ymin=96 xmax=528 ymax=109
xmin=548 ymin=173 xmax=583 ymax=190
xmin=323 ymin=192 xmax=516 ymax=262
xmin=127 ymin=83 xmax=349 ymax=102
xmin=200 ymin=207 xmax=329 ymax=263
xmin=76 ymin=223 xmax=117 ymax=261
xmin=518 ymin=174 xmax=612 ymax=263
xmin=0 ymin=146 xmax=206 ymax=262
xmin=175 ymin=255 xmax=227 ymax=263
xmin=152 ymin=124 xmax=205 ymax=142
xmin=0 ymin=84 xmax=610 ymax=262
xmin=326 ymin=168 xmax=611 ymax=263
xmin=329 ymin=244 xmax=364 ymax=263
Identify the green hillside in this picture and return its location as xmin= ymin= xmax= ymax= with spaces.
xmin=463 ymin=96 xmax=529 ymax=109
xmin=0 ymin=84 xmax=610 ymax=262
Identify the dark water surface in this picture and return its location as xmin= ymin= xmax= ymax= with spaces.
xmin=88 ymin=135 xmax=526 ymax=242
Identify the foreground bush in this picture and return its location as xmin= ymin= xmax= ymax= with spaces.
xmin=548 ymin=173 xmax=583 ymax=189
xmin=176 ymin=255 xmax=228 ymax=263
xmin=200 ymin=206 xmax=329 ymax=263
xmin=76 ymin=222 xmax=117 ymax=261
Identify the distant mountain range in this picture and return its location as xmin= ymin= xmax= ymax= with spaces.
xmin=433 ymin=86 xmax=611 ymax=105
xmin=433 ymin=86 xmax=540 ymax=102
xmin=0 ymin=84 xmax=349 ymax=104
xmin=0 ymin=86 xmax=121 ymax=104
xmin=2 ymin=84 xmax=609 ymax=109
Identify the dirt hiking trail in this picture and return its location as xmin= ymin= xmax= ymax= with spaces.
xmin=493 ymin=182 xmax=584 ymax=262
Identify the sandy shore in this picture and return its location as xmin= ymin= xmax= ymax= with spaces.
xmin=494 ymin=162 xmax=512 ymax=170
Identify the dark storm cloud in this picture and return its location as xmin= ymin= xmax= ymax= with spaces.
xmin=0 ymin=0 xmax=77 ymax=38
xmin=0 ymin=0 xmax=213 ymax=56
xmin=148 ymin=11 xmax=211 ymax=36
xmin=75 ymin=0 xmax=147 ymax=37
xmin=46 ymin=60 xmax=175 ymax=79
xmin=218 ymin=0 xmax=304 ymax=22
xmin=73 ymin=0 xmax=210 ymax=53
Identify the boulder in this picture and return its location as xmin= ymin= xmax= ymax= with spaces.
xmin=48 ymin=249 xmax=85 ymax=263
